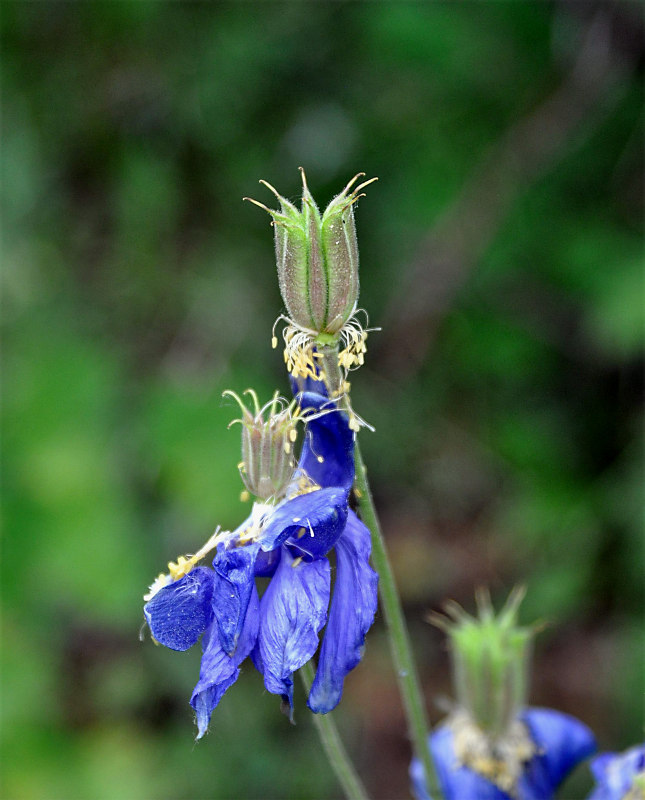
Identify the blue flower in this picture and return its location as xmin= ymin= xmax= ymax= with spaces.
xmin=587 ymin=743 xmax=645 ymax=800
xmin=143 ymin=390 xmax=378 ymax=738
xmin=410 ymin=707 xmax=596 ymax=800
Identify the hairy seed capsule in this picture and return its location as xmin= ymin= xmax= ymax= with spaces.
xmin=246 ymin=169 xmax=376 ymax=337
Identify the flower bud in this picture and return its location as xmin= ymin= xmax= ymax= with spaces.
xmin=224 ymin=389 xmax=298 ymax=502
xmin=432 ymin=587 xmax=533 ymax=740
xmin=245 ymin=170 xmax=376 ymax=338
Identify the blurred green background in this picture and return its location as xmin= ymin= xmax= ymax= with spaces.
xmin=2 ymin=2 xmax=643 ymax=799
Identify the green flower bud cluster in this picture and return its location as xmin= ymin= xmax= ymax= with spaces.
xmin=431 ymin=587 xmax=534 ymax=740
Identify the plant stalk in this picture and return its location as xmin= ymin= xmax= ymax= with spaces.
xmin=299 ymin=662 xmax=370 ymax=800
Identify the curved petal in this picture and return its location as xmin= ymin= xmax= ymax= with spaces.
xmin=255 ymin=548 xmax=330 ymax=717
xmin=190 ymin=584 xmax=260 ymax=739
xmin=410 ymin=725 xmax=510 ymax=800
xmin=260 ymin=487 xmax=349 ymax=558
xmin=296 ymin=391 xmax=355 ymax=491
xmin=212 ymin=541 xmax=259 ymax=655
xmin=143 ymin=566 xmax=214 ymax=652
xmin=588 ymin=744 xmax=645 ymax=800
xmin=308 ymin=510 xmax=378 ymax=713
xmin=520 ymin=707 xmax=596 ymax=797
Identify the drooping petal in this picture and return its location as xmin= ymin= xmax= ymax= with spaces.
xmin=212 ymin=541 xmax=259 ymax=655
xmin=308 ymin=510 xmax=378 ymax=713
xmin=255 ymin=548 xmax=330 ymax=715
xmin=296 ymin=391 xmax=355 ymax=491
xmin=260 ymin=487 xmax=348 ymax=558
xmin=520 ymin=707 xmax=596 ymax=798
xmin=190 ymin=584 xmax=260 ymax=739
xmin=410 ymin=725 xmax=509 ymax=800
xmin=588 ymin=744 xmax=645 ymax=800
xmin=143 ymin=566 xmax=214 ymax=652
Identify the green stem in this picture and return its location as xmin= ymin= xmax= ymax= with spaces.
xmin=319 ymin=345 xmax=443 ymax=800
xmin=299 ymin=662 xmax=370 ymax=800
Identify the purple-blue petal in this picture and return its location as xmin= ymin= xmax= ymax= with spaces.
xmin=143 ymin=566 xmax=214 ymax=652
xmin=260 ymin=487 xmax=349 ymax=557
xmin=255 ymin=548 xmax=330 ymax=716
xmin=290 ymin=373 xmax=327 ymax=397
xmin=410 ymin=724 xmax=510 ymax=800
xmin=587 ymin=743 xmax=645 ymax=800
xmin=189 ymin=584 xmax=260 ymax=739
xmin=253 ymin=546 xmax=281 ymax=577
xmin=212 ymin=541 xmax=259 ymax=655
xmin=308 ymin=510 xmax=378 ymax=713
xmin=521 ymin=707 xmax=596 ymax=797
xmin=296 ymin=391 xmax=355 ymax=491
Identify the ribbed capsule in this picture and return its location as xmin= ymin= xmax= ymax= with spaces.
xmin=246 ymin=170 xmax=376 ymax=336
xmin=224 ymin=390 xmax=298 ymax=502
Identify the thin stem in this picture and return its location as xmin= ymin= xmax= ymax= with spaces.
xmin=299 ymin=662 xmax=370 ymax=800
xmin=319 ymin=345 xmax=443 ymax=800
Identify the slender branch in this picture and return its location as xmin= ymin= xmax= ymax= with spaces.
xmin=299 ymin=662 xmax=370 ymax=800
xmin=319 ymin=345 xmax=443 ymax=799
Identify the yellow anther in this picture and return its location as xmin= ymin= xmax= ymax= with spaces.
xmin=289 ymin=428 xmax=297 ymax=442
xmin=297 ymin=527 xmax=307 ymax=538
xmin=291 ymin=556 xmax=303 ymax=568
xmin=317 ymin=455 xmax=324 ymax=463
xmin=284 ymin=441 xmax=291 ymax=454
xmin=168 ymin=555 xmax=194 ymax=581
xmin=271 ymin=336 xmax=278 ymax=349
xmin=240 ymin=490 xmax=250 ymax=502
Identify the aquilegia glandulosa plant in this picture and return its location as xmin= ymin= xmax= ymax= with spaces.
xmin=142 ymin=171 xmax=380 ymax=742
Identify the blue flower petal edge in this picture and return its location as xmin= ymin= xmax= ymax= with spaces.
xmin=587 ymin=743 xmax=645 ymax=800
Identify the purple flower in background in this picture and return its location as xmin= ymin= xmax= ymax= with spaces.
xmin=411 ymin=590 xmax=596 ymax=800
xmin=410 ymin=707 xmax=596 ymax=800
xmin=143 ymin=388 xmax=378 ymax=738
xmin=587 ymin=743 xmax=645 ymax=800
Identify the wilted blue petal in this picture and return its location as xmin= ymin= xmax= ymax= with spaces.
xmin=253 ymin=546 xmax=281 ymax=577
xmin=521 ymin=707 xmax=596 ymax=797
xmin=190 ymin=584 xmax=260 ymax=739
xmin=256 ymin=548 xmax=330 ymax=716
xmin=260 ymin=487 xmax=348 ymax=557
xmin=308 ymin=510 xmax=378 ymax=713
xmin=588 ymin=744 xmax=645 ymax=800
xmin=410 ymin=725 xmax=509 ymax=800
xmin=212 ymin=541 xmax=259 ymax=655
xmin=144 ymin=567 xmax=214 ymax=652
xmin=297 ymin=391 xmax=355 ymax=491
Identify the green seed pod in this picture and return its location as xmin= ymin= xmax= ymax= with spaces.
xmin=223 ymin=389 xmax=298 ymax=502
xmin=246 ymin=170 xmax=376 ymax=337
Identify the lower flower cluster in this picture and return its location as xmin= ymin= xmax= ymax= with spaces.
xmin=410 ymin=707 xmax=596 ymax=800
xmin=143 ymin=388 xmax=378 ymax=738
